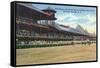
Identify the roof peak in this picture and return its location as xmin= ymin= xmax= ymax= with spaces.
xmin=42 ymin=6 xmax=56 ymax=13
xmin=47 ymin=6 xmax=53 ymax=10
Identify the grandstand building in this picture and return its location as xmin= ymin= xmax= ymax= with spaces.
xmin=16 ymin=3 xmax=96 ymax=46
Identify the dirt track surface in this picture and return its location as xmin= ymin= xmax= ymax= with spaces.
xmin=16 ymin=44 xmax=96 ymax=65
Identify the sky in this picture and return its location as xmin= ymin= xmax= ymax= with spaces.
xmin=32 ymin=4 xmax=96 ymax=34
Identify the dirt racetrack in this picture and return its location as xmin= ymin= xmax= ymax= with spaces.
xmin=16 ymin=43 xmax=96 ymax=65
